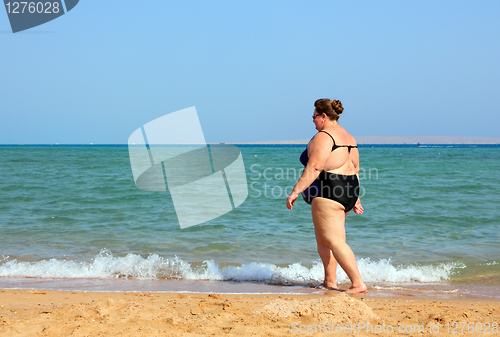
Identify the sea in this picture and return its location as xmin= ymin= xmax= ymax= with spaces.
xmin=1 ymin=144 xmax=499 ymax=299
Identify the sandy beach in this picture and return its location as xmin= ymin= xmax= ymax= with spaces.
xmin=1 ymin=289 xmax=498 ymax=336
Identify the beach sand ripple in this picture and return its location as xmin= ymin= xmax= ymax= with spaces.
xmin=0 ymin=289 xmax=499 ymax=336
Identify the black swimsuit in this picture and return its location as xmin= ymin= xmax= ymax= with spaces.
xmin=300 ymin=131 xmax=360 ymax=212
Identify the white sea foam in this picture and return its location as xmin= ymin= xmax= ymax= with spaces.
xmin=480 ymin=261 xmax=498 ymax=266
xmin=354 ymin=258 xmax=465 ymax=283
xmin=0 ymin=250 xmax=464 ymax=284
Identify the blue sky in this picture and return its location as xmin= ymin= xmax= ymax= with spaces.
xmin=1 ymin=1 xmax=499 ymax=144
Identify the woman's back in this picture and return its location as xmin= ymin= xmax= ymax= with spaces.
xmin=317 ymin=125 xmax=359 ymax=175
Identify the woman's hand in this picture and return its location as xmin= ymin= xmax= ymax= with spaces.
xmin=353 ymin=198 xmax=364 ymax=214
xmin=286 ymin=192 xmax=299 ymax=210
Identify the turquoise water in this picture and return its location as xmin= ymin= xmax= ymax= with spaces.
xmin=0 ymin=145 xmax=499 ymax=296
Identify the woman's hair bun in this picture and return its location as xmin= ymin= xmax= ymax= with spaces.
xmin=314 ymin=98 xmax=344 ymax=121
xmin=331 ymin=100 xmax=344 ymax=115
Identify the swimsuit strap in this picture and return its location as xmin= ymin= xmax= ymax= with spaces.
xmin=318 ymin=131 xmax=336 ymax=151
xmin=318 ymin=131 xmax=358 ymax=152
xmin=339 ymin=144 xmax=358 ymax=153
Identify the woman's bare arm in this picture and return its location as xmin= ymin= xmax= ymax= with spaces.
xmin=286 ymin=133 xmax=332 ymax=210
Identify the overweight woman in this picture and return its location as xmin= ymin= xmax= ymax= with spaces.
xmin=286 ymin=98 xmax=367 ymax=294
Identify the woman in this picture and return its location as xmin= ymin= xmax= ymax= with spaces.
xmin=286 ymin=98 xmax=367 ymax=294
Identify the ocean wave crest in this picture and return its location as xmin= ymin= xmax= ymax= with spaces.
xmin=0 ymin=249 xmax=464 ymax=284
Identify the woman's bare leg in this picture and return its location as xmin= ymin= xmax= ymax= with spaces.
xmin=311 ymin=198 xmax=367 ymax=293
xmin=315 ymin=228 xmax=338 ymax=288
xmin=315 ymin=210 xmax=352 ymax=288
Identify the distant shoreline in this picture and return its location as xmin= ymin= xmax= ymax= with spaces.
xmin=3 ymin=136 xmax=500 ymax=146
xmin=243 ymin=136 xmax=500 ymax=145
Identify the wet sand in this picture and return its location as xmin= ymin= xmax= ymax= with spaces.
xmin=1 ymin=289 xmax=498 ymax=336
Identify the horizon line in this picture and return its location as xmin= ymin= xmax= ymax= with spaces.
xmin=3 ymin=135 xmax=500 ymax=146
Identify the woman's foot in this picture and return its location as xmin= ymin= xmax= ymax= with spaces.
xmin=345 ymin=283 xmax=367 ymax=294
xmin=316 ymin=281 xmax=343 ymax=291
xmin=315 ymin=285 xmax=344 ymax=291
xmin=322 ymin=281 xmax=338 ymax=289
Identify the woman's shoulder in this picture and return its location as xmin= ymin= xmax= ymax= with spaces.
xmin=346 ymin=132 xmax=357 ymax=146
xmin=308 ymin=131 xmax=334 ymax=150
xmin=310 ymin=130 xmax=334 ymax=143
xmin=324 ymin=126 xmax=357 ymax=145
